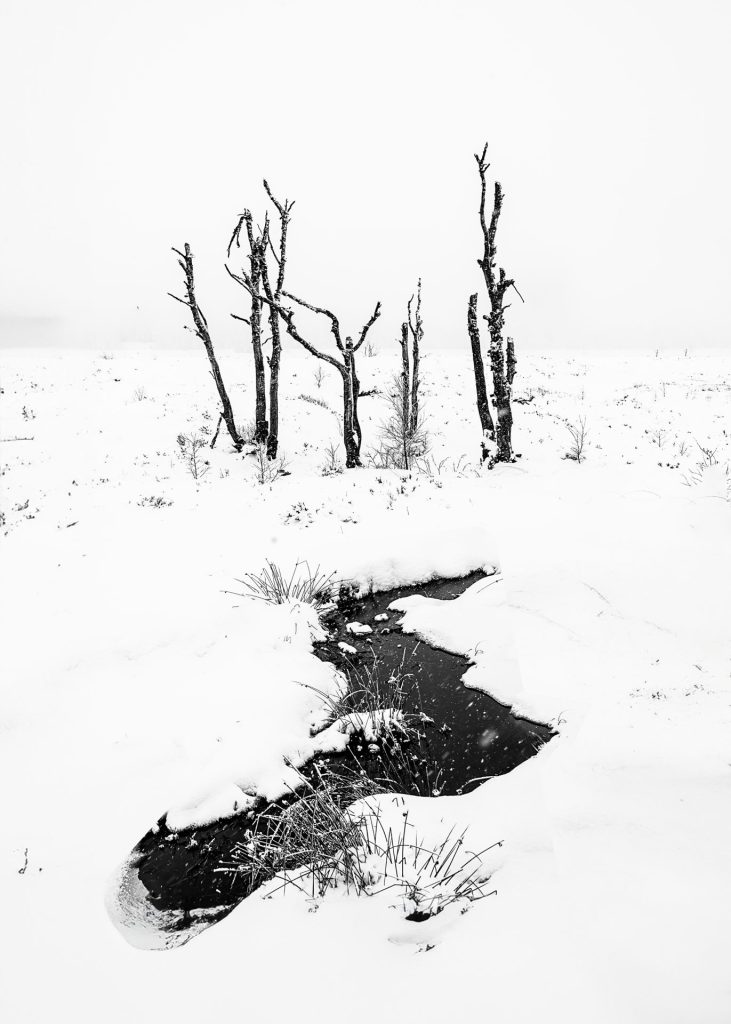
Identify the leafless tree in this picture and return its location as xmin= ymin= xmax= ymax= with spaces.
xmin=468 ymin=142 xmax=522 ymax=464
xmin=227 ymin=262 xmax=381 ymax=466
xmin=260 ymin=180 xmax=293 ymax=459
xmin=378 ymin=281 xmax=427 ymax=470
xmin=169 ymin=244 xmax=244 ymax=451
xmin=227 ymin=210 xmax=269 ymax=447
xmin=227 ymin=182 xmax=294 ymax=459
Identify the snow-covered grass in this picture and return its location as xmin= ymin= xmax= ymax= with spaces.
xmin=2 ymin=345 xmax=730 ymax=1022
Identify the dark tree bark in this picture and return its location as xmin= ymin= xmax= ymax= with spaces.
xmin=169 ymin=244 xmax=244 ymax=452
xmin=506 ymin=336 xmax=517 ymax=387
xmin=467 ymin=291 xmax=495 ymax=459
xmin=407 ymin=278 xmax=422 ymax=436
xmin=398 ymin=321 xmax=410 ymax=433
xmin=470 ymin=142 xmax=521 ymax=464
xmin=261 ymin=180 xmax=293 ymax=459
xmin=241 ymin=212 xmax=269 ymax=446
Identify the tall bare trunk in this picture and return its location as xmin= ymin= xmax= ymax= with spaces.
xmin=467 ymin=292 xmax=495 ymax=460
xmin=249 ymin=245 xmax=268 ymax=446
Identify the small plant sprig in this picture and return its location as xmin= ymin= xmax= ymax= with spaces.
xmin=563 ymin=415 xmax=589 ymax=464
xmin=177 ymin=432 xmax=210 ymax=480
xmin=321 ymin=440 xmax=344 ymax=476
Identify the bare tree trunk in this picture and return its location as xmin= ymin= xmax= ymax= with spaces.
xmin=506 ymin=337 xmax=517 ymax=387
xmin=266 ymin=312 xmax=281 ymax=459
xmin=262 ymin=180 xmax=293 ymax=460
xmin=247 ymin=220 xmax=269 ymax=446
xmin=488 ymin=329 xmax=513 ymax=462
xmin=342 ymin=365 xmax=360 ymax=468
xmin=407 ymin=279 xmax=422 ymax=436
xmin=169 ymin=244 xmax=243 ymax=451
xmin=467 ymin=292 xmax=495 ymax=460
xmin=399 ymin=321 xmax=410 ymax=432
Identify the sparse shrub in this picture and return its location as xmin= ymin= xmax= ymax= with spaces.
xmin=682 ymin=442 xmax=730 ymax=498
xmin=253 ymin=442 xmax=289 ymax=484
xmin=564 ymin=416 xmax=589 ymax=464
xmin=231 ymin=559 xmax=336 ymax=610
xmin=133 ymin=386 xmax=147 ymax=402
xmin=176 ymin=432 xmax=210 ymax=480
xmin=239 ymin=419 xmax=257 ymax=445
xmin=314 ymin=365 xmax=325 ymax=389
xmin=321 ymin=440 xmax=344 ymax=476
xmin=363 ymin=339 xmax=377 ymax=357
xmin=370 ymin=374 xmax=429 ymax=471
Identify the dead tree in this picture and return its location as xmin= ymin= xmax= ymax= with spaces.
xmin=386 ymin=281 xmax=427 ymax=469
xmin=228 ymin=211 xmax=269 ymax=446
xmin=469 ymin=142 xmax=522 ymax=464
xmin=260 ymin=180 xmax=294 ymax=459
xmin=406 ymin=278 xmax=423 ymax=435
xmin=169 ymin=244 xmax=244 ymax=451
xmin=227 ymin=182 xmax=294 ymax=459
xmin=226 ymin=263 xmax=380 ymax=467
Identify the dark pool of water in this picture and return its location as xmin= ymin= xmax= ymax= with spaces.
xmin=123 ymin=571 xmax=553 ymax=934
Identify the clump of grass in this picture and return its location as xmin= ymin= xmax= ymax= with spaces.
xmin=222 ymin=767 xmax=498 ymax=917
xmin=137 ymin=495 xmax=172 ymax=508
xmin=298 ymin=393 xmax=331 ymax=410
xmin=232 ymin=560 xmax=336 ymax=610
xmin=305 ymin=651 xmax=443 ymax=797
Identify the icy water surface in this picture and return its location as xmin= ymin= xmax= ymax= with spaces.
xmin=113 ymin=572 xmax=553 ymax=944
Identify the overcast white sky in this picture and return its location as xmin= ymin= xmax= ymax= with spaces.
xmin=1 ymin=0 xmax=730 ymax=351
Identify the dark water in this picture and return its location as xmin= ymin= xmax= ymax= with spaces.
xmin=125 ymin=572 xmax=553 ymax=934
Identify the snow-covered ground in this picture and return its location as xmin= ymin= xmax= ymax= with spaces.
xmin=2 ymin=345 xmax=730 ymax=1022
